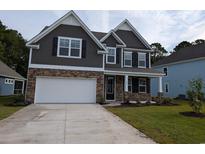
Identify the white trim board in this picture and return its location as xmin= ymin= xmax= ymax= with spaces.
xmin=104 ymin=70 xmax=164 ymax=77
xmin=26 ymin=10 xmax=107 ymax=52
xmin=29 ymin=64 xmax=104 ymax=72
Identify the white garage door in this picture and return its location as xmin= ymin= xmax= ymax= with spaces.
xmin=34 ymin=77 xmax=96 ymax=104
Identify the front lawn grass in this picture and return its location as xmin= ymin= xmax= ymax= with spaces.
xmin=0 ymin=95 xmax=25 ymax=120
xmin=106 ymin=100 xmax=205 ymax=144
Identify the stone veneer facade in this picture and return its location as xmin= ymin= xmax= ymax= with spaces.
xmin=26 ymin=68 xmax=151 ymax=103
xmin=26 ymin=68 xmax=104 ymax=103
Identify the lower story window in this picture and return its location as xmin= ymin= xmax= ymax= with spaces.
xmin=165 ymin=83 xmax=169 ymax=93
xmin=128 ymin=77 xmax=132 ymax=92
xmin=139 ymin=78 xmax=146 ymax=93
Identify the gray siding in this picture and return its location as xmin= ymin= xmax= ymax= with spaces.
xmin=151 ymin=59 xmax=205 ymax=98
xmin=103 ymin=35 xmax=119 ymax=47
xmin=115 ymin=30 xmax=148 ymax=49
xmin=0 ymin=77 xmax=14 ymax=96
xmin=31 ymin=25 xmax=103 ymax=68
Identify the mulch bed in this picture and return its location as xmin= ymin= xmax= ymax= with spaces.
xmin=180 ymin=112 xmax=205 ymax=118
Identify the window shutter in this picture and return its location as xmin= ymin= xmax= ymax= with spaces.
xmin=52 ymin=37 xmax=58 ymax=56
xmin=132 ymin=52 xmax=138 ymax=67
xmin=132 ymin=77 xmax=139 ymax=93
xmin=116 ymin=48 xmax=121 ymax=64
xmin=146 ymin=78 xmax=150 ymax=93
xmin=146 ymin=53 xmax=149 ymax=68
xmin=82 ymin=40 xmax=86 ymax=58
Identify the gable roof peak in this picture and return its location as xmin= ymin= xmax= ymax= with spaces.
xmin=26 ymin=10 xmax=107 ymax=51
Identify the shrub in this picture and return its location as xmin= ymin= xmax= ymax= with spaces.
xmin=3 ymin=95 xmax=29 ymax=106
xmin=162 ymin=97 xmax=172 ymax=104
xmin=186 ymin=78 xmax=204 ymax=113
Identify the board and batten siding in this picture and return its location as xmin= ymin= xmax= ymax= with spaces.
xmin=151 ymin=59 xmax=205 ymax=98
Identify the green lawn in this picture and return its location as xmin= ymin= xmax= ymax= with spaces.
xmin=106 ymin=100 xmax=205 ymax=144
xmin=0 ymin=96 xmax=25 ymax=120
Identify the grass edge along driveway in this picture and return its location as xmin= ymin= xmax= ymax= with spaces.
xmin=105 ymin=100 xmax=205 ymax=144
xmin=0 ymin=96 xmax=26 ymax=121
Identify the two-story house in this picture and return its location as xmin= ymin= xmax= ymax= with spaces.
xmin=25 ymin=10 xmax=164 ymax=104
xmin=151 ymin=43 xmax=205 ymax=98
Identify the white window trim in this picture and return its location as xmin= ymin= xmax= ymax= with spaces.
xmin=106 ymin=47 xmax=116 ymax=64
xmin=138 ymin=52 xmax=146 ymax=68
xmin=138 ymin=78 xmax=147 ymax=93
xmin=124 ymin=51 xmax=132 ymax=67
xmin=57 ymin=36 xmax=82 ymax=59
xmin=5 ymin=78 xmax=14 ymax=85
xmin=164 ymin=82 xmax=169 ymax=93
xmin=163 ymin=67 xmax=168 ymax=76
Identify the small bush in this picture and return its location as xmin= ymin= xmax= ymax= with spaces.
xmin=3 ymin=95 xmax=29 ymax=106
xmin=187 ymin=78 xmax=204 ymax=113
xmin=162 ymin=97 xmax=173 ymax=104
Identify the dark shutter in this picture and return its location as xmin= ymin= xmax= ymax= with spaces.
xmin=146 ymin=53 xmax=150 ymax=68
xmin=132 ymin=77 xmax=139 ymax=93
xmin=52 ymin=37 xmax=58 ymax=56
xmin=132 ymin=52 xmax=138 ymax=68
xmin=82 ymin=40 xmax=87 ymax=58
xmin=146 ymin=78 xmax=150 ymax=93
xmin=116 ymin=48 xmax=121 ymax=64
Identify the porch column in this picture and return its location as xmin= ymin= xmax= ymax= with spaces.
xmin=158 ymin=76 xmax=163 ymax=93
xmin=124 ymin=75 xmax=128 ymax=92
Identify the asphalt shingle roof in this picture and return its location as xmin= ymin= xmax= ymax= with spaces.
xmin=0 ymin=60 xmax=25 ymax=80
xmin=153 ymin=43 xmax=205 ymax=66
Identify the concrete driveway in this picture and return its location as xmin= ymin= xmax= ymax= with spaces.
xmin=0 ymin=104 xmax=155 ymax=144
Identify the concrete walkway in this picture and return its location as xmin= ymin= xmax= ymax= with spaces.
xmin=0 ymin=104 xmax=155 ymax=144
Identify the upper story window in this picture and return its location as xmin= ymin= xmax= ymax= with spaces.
xmin=106 ymin=47 xmax=116 ymax=64
xmin=138 ymin=52 xmax=146 ymax=68
xmin=163 ymin=67 xmax=168 ymax=76
xmin=138 ymin=78 xmax=147 ymax=93
xmin=57 ymin=37 xmax=82 ymax=59
xmin=124 ymin=51 xmax=132 ymax=67
xmin=5 ymin=78 xmax=14 ymax=84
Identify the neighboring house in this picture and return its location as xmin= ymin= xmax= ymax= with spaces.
xmin=151 ymin=43 xmax=205 ymax=98
xmin=0 ymin=60 xmax=26 ymax=96
xmin=25 ymin=10 xmax=164 ymax=104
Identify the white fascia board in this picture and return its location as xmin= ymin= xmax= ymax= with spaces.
xmin=113 ymin=19 xmax=152 ymax=50
xmin=26 ymin=44 xmax=40 ymax=49
xmin=124 ymin=48 xmax=153 ymax=52
xmin=26 ymin=10 xmax=107 ymax=52
xmin=97 ymin=50 xmax=108 ymax=54
xmin=29 ymin=64 xmax=104 ymax=72
xmin=104 ymin=70 xmax=165 ymax=77
xmin=0 ymin=74 xmax=26 ymax=80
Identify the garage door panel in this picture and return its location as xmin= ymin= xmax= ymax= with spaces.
xmin=34 ymin=77 xmax=96 ymax=103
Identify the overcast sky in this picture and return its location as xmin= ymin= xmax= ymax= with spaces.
xmin=0 ymin=10 xmax=205 ymax=51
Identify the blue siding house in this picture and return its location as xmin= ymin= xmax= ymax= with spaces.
xmin=151 ymin=43 xmax=205 ymax=98
xmin=0 ymin=60 xmax=26 ymax=96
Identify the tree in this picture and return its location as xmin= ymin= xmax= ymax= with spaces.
xmin=186 ymin=78 xmax=204 ymax=113
xmin=173 ymin=41 xmax=192 ymax=52
xmin=192 ymin=39 xmax=205 ymax=45
xmin=150 ymin=43 xmax=167 ymax=64
xmin=0 ymin=20 xmax=29 ymax=77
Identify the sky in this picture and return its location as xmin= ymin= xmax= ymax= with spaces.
xmin=0 ymin=10 xmax=205 ymax=51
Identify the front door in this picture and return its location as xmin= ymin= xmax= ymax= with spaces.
xmin=106 ymin=76 xmax=115 ymax=101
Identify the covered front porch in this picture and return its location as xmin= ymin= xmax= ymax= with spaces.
xmin=104 ymin=69 xmax=164 ymax=103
